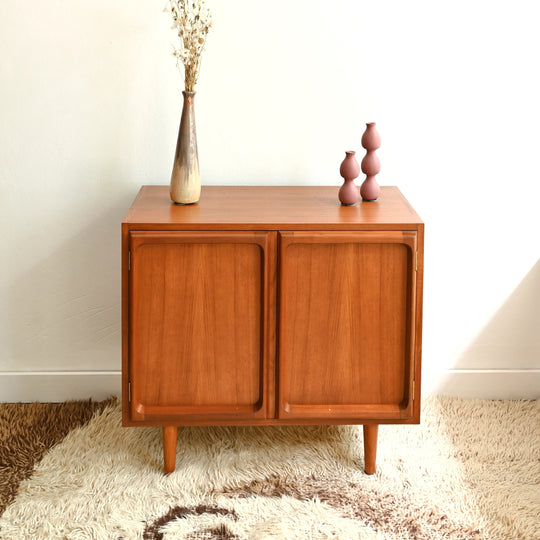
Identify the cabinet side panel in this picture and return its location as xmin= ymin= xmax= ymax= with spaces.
xmin=130 ymin=240 xmax=263 ymax=416
xmin=413 ymin=224 xmax=424 ymax=421
xmin=121 ymin=224 xmax=130 ymax=425
xmin=279 ymin=234 xmax=414 ymax=419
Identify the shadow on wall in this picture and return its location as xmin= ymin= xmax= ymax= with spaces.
xmin=435 ymin=259 xmax=540 ymax=399
xmin=5 ymin=196 xmax=134 ymax=372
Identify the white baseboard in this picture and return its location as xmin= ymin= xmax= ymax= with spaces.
xmin=0 ymin=371 xmax=121 ymax=403
xmin=425 ymin=369 xmax=540 ymax=400
xmin=0 ymin=370 xmax=538 ymax=403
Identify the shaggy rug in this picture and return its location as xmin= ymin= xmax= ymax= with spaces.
xmin=0 ymin=397 xmax=538 ymax=540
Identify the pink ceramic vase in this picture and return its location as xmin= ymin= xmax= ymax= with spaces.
xmin=338 ymin=151 xmax=360 ymax=206
xmin=360 ymin=122 xmax=381 ymax=201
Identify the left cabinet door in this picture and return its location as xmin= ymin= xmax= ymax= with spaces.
xmin=127 ymin=231 xmax=276 ymax=423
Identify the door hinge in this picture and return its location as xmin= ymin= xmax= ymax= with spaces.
xmin=128 ymin=251 xmax=131 ymax=271
xmin=128 ymin=381 xmax=131 ymax=402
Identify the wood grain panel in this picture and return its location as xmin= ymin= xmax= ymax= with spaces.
xmin=129 ymin=232 xmax=272 ymax=420
xmin=279 ymin=232 xmax=416 ymax=420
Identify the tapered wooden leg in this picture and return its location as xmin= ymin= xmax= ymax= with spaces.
xmin=363 ymin=424 xmax=378 ymax=475
xmin=163 ymin=426 xmax=178 ymax=473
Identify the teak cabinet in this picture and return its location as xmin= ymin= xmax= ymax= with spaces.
xmin=122 ymin=186 xmax=424 ymax=474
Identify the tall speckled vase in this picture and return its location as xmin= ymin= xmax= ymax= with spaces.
xmin=170 ymin=91 xmax=200 ymax=204
xmin=360 ymin=122 xmax=381 ymax=201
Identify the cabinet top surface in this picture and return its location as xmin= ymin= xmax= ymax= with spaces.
xmin=123 ymin=185 xmax=422 ymax=229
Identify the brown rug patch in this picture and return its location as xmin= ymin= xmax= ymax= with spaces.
xmin=0 ymin=398 xmax=115 ymax=515
xmin=222 ymin=474 xmax=483 ymax=540
xmin=142 ymin=505 xmax=239 ymax=540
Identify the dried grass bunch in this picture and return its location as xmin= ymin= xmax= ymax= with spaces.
xmin=165 ymin=0 xmax=213 ymax=92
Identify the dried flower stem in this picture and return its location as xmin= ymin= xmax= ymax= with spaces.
xmin=166 ymin=0 xmax=212 ymax=91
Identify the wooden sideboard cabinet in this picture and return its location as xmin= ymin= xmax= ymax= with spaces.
xmin=122 ymin=185 xmax=424 ymax=474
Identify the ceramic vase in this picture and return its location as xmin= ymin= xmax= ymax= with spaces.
xmin=360 ymin=122 xmax=381 ymax=201
xmin=338 ymin=151 xmax=360 ymax=205
xmin=170 ymin=91 xmax=200 ymax=204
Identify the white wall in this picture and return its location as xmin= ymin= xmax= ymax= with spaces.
xmin=1 ymin=0 xmax=539 ymax=401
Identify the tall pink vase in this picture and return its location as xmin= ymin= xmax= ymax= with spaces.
xmin=338 ymin=151 xmax=360 ymax=205
xmin=360 ymin=122 xmax=381 ymax=201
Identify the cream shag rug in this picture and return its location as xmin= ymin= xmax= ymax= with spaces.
xmin=0 ymin=397 xmax=538 ymax=539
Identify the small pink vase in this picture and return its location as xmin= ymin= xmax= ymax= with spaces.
xmin=360 ymin=122 xmax=381 ymax=201
xmin=338 ymin=151 xmax=360 ymax=206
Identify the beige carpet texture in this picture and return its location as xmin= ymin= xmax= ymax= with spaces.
xmin=0 ymin=396 xmax=538 ymax=539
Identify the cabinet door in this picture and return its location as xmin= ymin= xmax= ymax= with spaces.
xmin=279 ymin=231 xmax=417 ymax=421
xmin=129 ymin=231 xmax=276 ymax=422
